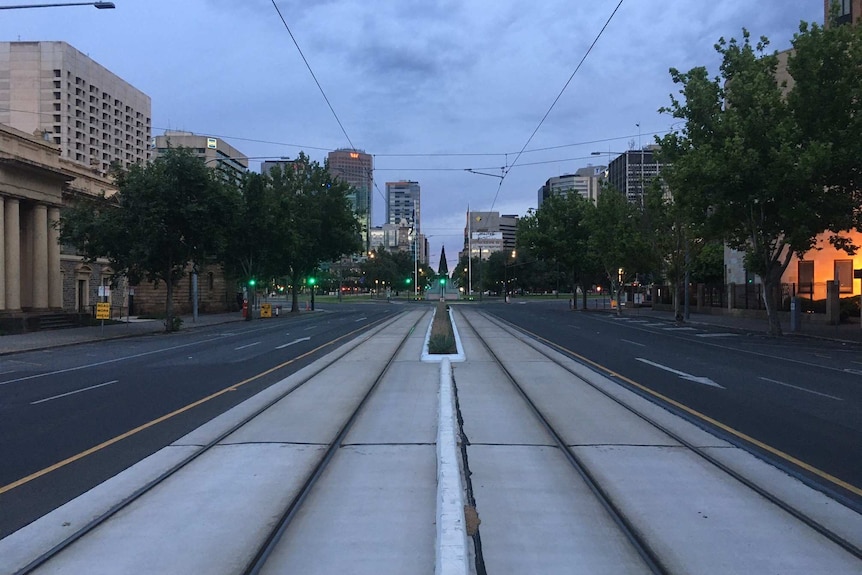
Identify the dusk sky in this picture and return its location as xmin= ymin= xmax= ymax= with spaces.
xmin=1 ymin=0 xmax=823 ymax=270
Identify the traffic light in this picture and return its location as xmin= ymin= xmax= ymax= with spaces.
xmin=439 ymin=277 xmax=446 ymax=285
xmin=308 ymin=277 xmax=316 ymax=286
xmin=248 ymin=278 xmax=256 ymax=287
xmin=405 ymin=277 xmax=412 ymax=285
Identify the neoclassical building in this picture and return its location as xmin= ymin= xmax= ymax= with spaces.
xmin=0 ymin=124 xmax=118 ymax=323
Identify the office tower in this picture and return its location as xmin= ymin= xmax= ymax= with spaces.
xmin=327 ymin=148 xmax=373 ymax=254
xmin=151 ymin=131 xmax=248 ymax=181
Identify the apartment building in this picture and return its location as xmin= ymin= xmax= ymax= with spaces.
xmin=607 ymin=146 xmax=666 ymax=206
xmin=0 ymin=41 xmax=151 ymax=174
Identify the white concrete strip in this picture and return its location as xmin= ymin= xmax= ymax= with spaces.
xmin=30 ymin=380 xmax=120 ymax=405
xmin=695 ymin=332 xmax=739 ymax=338
xmin=234 ymin=341 xmax=261 ymax=351
xmin=662 ymin=326 xmax=696 ymax=331
xmin=758 ymin=377 xmax=843 ymax=401
xmin=567 ymin=324 xmax=582 ymax=329
xmin=354 ymin=316 xmax=367 ymax=322
xmin=436 ymin=358 xmax=470 ymax=575
xmin=421 ymin=307 xmax=465 ymax=363
xmin=620 ymin=339 xmax=646 ymax=347
xmin=627 ymin=320 xmax=650 ymax=323
xmin=641 ymin=322 xmax=666 ymax=327
xmin=842 ymin=368 xmax=862 ymax=376
xmin=275 ymin=337 xmax=310 ymax=350
xmin=635 ymin=358 xmax=724 ymax=388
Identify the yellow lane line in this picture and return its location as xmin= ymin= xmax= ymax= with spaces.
xmin=525 ymin=328 xmax=862 ymax=498
xmin=0 ymin=324 xmax=371 ymax=496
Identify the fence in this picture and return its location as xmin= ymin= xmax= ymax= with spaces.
xmin=655 ymin=282 xmax=837 ymax=313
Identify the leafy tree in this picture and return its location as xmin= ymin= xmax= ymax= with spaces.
xmin=660 ymin=24 xmax=862 ymax=334
xmin=223 ymin=171 xmax=277 ymax=317
xmin=587 ymin=185 xmax=648 ymax=315
xmin=59 ymin=147 xmax=237 ymax=331
xmin=267 ymin=153 xmax=361 ymax=311
xmin=517 ymin=192 xmax=596 ymax=308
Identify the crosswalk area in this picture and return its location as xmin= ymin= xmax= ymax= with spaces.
xmin=606 ymin=315 xmax=740 ymax=338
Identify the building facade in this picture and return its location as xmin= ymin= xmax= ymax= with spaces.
xmin=537 ymin=166 xmax=605 ymax=207
xmin=385 ymin=180 xmax=420 ymax=231
xmin=826 ymin=0 xmax=862 ymax=25
xmin=607 ymin=146 xmax=665 ymax=206
xmin=0 ymin=41 xmax=151 ymax=174
xmin=152 ymin=131 xmax=248 ymax=182
xmin=327 ymin=148 xmax=373 ymax=254
xmin=461 ymin=211 xmax=515 ymax=261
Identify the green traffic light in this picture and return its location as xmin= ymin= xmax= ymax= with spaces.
xmin=249 ymin=278 xmax=256 ymax=286
xmin=405 ymin=278 xmax=412 ymax=285
xmin=439 ymin=278 xmax=446 ymax=285
xmin=308 ymin=277 xmax=316 ymax=285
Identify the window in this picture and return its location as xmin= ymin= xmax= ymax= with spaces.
xmin=834 ymin=259 xmax=853 ymax=293
xmin=798 ymin=260 xmax=814 ymax=296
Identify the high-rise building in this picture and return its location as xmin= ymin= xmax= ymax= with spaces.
xmin=327 ymin=148 xmax=373 ymax=254
xmin=385 ymin=180 xmax=420 ymax=231
xmin=0 ymin=41 xmax=151 ymax=174
xmin=537 ymin=166 xmax=605 ymax=207
xmin=607 ymin=146 xmax=666 ymax=206
xmin=151 ymin=131 xmax=248 ymax=182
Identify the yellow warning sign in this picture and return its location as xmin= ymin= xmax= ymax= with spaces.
xmin=260 ymin=303 xmax=272 ymax=318
xmin=96 ymin=302 xmax=111 ymax=320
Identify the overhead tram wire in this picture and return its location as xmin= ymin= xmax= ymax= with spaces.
xmin=486 ymin=0 xmax=626 ymax=213
xmin=269 ymin=0 xmax=357 ymax=151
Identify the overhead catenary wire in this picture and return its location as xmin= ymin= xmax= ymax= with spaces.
xmin=269 ymin=0 xmax=357 ymax=152
xmin=486 ymin=0 xmax=626 ymax=214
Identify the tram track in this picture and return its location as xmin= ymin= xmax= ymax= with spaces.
xmin=11 ymin=310 xmax=422 ymax=575
xmin=454 ymin=307 xmax=862 ymax=573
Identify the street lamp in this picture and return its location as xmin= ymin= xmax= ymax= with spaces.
xmin=0 ymin=2 xmax=114 ymax=8
xmin=504 ymin=250 xmax=517 ymax=303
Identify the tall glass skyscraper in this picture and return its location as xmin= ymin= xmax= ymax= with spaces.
xmin=327 ymin=148 xmax=373 ymax=254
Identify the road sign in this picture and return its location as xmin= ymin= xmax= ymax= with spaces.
xmin=96 ymin=302 xmax=110 ymax=320
xmin=260 ymin=303 xmax=272 ymax=318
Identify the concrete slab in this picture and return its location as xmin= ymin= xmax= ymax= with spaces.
xmin=0 ymin=446 xmax=197 ymax=575
xmin=506 ymin=360 xmax=679 ymax=446
xmin=222 ymin=360 xmax=384 ymax=444
xmin=259 ymin=445 xmax=437 ymax=575
xmin=468 ymin=444 xmax=651 ymax=575
xmin=345 ymin=360 xmax=439 ymax=445
xmin=573 ymin=444 xmax=862 ymax=574
xmin=32 ymin=444 xmax=326 ymax=575
xmin=453 ymin=361 xmax=555 ymax=446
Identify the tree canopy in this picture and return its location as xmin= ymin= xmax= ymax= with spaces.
xmin=59 ymin=147 xmax=237 ymax=330
xmin=658 ymin=22 xmax=862 ymax=334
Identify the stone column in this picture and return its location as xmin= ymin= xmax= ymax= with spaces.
xmin=32 ymin=204 xmax=49 ymax=309
xmin=4 ymin=198 xmax=20 ymax=311
xmin=48 ymin=206 xmax=62 ymax=309
xmin=0 ymin=196 xmax=5 ymax=311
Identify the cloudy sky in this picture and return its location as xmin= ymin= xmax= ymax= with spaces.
xmin=2 ymin=0 xmax=822 ymax=270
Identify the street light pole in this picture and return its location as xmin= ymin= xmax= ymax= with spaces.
xmin=0 ymin=2 xmax=114 ymax=8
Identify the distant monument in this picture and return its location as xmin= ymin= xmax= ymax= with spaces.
xmin=432 ymin=246 xmax=458 ymax=300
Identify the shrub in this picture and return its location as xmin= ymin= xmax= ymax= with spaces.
xmin=428 ymin=301 xmax=457 ymax=354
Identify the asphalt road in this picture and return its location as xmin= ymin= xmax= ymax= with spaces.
xmin=0 ymin=303 xmax=404 ymax=538
xmin=481 ymin=299 xmax=862 ymax=510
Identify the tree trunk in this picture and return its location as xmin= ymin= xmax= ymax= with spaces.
xmin=165 ymin=274 xmax=175 ymax=332
xmin=761 ymin=279 xmax=783 ymax=336
xmin=290 ymin=282 xmax=300 ymax=313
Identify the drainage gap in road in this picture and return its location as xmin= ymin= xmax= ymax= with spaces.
xmin=451 ymin=369 xmax=487 ymax=575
